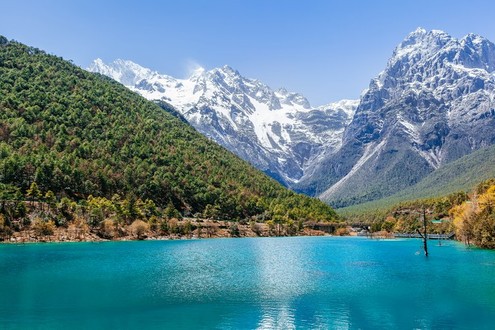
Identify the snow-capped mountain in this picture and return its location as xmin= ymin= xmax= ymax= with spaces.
xmin=296 ymin=28 xmax=495 ymax=207
xmin=89 ymin=28 xmax=495 ymax=208
xmin=88 ymin=59 xmax=358 ymax=185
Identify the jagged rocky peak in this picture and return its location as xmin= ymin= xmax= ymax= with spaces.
xmin=387 ymin=28 xmax=495 ymax=74
xmin=459 ymin=33 xmax=495 ymax=72
xmin=276 ymin=88 xmax=311 ymax=109
xmin=295 ymin=28 xmax=495 ymax=207
xmin=367 ymin=28 xmax=495 ymax=99
xmin=208 ymin=65 xmax=241 ymax=83
xmin=393 ymin=28 xmax=452 ymax=59
xmin=88 ymin=58 xmax=158 ymax=86
xmin=88 ymin=59 xmax=357 ymax=186
xmin=360 ymin=28 xmax=495 ymax=142
xmin=217 ymin=64 xmax=239 ymax=76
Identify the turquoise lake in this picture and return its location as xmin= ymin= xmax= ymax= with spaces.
xmin=1 ymin=237 xmax=495 ymax=329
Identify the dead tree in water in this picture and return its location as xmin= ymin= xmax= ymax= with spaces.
xmin=416 ymin=208 xmax=429 ymax=257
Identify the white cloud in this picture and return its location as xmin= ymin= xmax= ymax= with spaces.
xmin=182 ymin=58 xmax=205 ymax=78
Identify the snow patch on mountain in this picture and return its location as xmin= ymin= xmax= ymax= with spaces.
xmin=296 ymin=28 xmax=495 ymax=206
xmin=89 ymin=28 xmax=495 ymax=208
xmin=319 ymin=139 xmax=387 ymax=200
xmin=88 ymin=59 xmax=358 ymax=185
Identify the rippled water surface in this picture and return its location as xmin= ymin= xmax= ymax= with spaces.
xmin=1 ymin=237 xmax=495 ymax=329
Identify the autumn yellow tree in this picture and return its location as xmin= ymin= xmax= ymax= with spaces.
xmin=450 ymin=184 xmax=495 ymax=248
xmin=449 ymin=202 xmax=475 ymax=245
xmin=477 ymin=186 xmax=495 ymax=213
xmin=471 ymin=186 xmax=495 ymax=248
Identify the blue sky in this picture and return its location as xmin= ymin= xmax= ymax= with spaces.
xmin=2 ymin=0 xmax=495 ymax=106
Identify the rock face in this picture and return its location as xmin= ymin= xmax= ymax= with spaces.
xmin=89 ymin=28 xmax=495 ymax=208
xmin=296 ymin=28 xmax=495 ymax=207
xmin=88 ymin=59 xmax=357 ymax=185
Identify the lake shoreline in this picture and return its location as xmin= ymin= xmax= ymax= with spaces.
xmin=1 ymin=232 xmax=399 ymax=244
xmin=0 ymin=219 xmax=338 ymax=244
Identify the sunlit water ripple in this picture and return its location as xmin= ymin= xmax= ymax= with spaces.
xmin=1 ymin=237 xmax=495 ymax=329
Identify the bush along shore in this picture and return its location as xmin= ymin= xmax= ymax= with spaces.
xmin=0 ymin=37 xmax=340 ymax=243
xmin=3 ymin=178 xmax=495 ymax=247
xmin=2 ymin=218 xmax=331 ymax=243
xmin=343 ymin=178 xmax=495 ymax=249
xmin=0 ymin=184 xmax=334 ymax=243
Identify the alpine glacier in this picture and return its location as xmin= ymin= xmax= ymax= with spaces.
xmin=88 ymin=59 xmax=358 ymax=185
xmin=89 ymin=28 xmax=495 ymax=208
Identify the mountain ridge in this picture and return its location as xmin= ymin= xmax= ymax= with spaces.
xmin=296 ymin=28 xmax=495 ymax=207
xmin=89 ymin=28 xmax=495 ymax=209
xmin=88 ymin=59 xmax=358 ymax=186
xmin=0 ymin=36 xmax=338 ymax=222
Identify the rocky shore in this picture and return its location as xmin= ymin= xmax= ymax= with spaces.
xmin=2 ymin=219 xmax=331 ymax=244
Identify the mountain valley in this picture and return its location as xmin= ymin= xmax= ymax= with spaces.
xmin=90 ymin=28 xmax=495 ymax=209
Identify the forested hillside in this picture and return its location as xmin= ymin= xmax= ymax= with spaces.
xmin=0 ymin=36 xmax=337 ymax=238
xmin=339 ymin=144 xmax=495 ymax=215
xmin=343 ymin=178 xmax=495 ymax=249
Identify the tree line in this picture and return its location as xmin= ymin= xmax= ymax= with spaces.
xmin=0 ymin=36 xmax=338 ymax=240
xmin=346 ymin=179 xmax=495 ymax=249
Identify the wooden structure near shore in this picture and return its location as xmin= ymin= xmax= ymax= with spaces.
xmin=394 ymin=233 xmax=455 ymax=240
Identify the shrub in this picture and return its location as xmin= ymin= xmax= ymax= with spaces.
xmin=32 ymin=218 xmax=56 ymax=236
xmin=335 ymin=227 xmax=349 ymax=236
xmin=130 ymin=220 xmax=149 ymax=239
xmin=99 ymin=219 xmax=116 ymax=239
